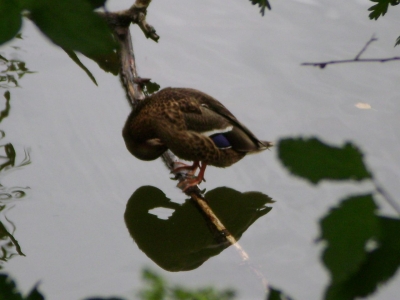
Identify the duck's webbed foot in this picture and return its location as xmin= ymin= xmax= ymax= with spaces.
xmin=176 ymin=163 xmax=208 ymax=192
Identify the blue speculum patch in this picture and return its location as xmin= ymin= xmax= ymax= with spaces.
xmin=210 ymin=134 xmax=231 ymax=149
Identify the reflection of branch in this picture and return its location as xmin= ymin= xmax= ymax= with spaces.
xmin=302 ymin=35 xmax=400 ymax=69
xmin=0 ymin=91 xmax=11 ymax=123
xmin=107 ymin=0 xmax=269 ymax=291
xmin=2 ymin=216 xmax=25 ymax=257
xmin=0 ymin=216 xmax=25 ymax=257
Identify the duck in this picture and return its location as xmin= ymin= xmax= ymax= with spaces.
xmin=122 ymin=87 xmax=272 ymax=190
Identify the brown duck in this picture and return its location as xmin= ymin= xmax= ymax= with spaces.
xmin=123 ymin=88 xmax=272 ymax=190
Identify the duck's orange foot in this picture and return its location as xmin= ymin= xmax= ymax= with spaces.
xmin=176 ymin=162 xmax=208 ymax=192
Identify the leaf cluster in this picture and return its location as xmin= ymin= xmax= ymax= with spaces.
xmin=0 ymin=55 xmax=34 ymax=89
xmin=138 ymin=269 xmax=236 ymax=300
xmin=266 ymin=287 xmax=293 ymax=300
xmin=248 ymin=0 xmax=272 ymax=16
xmin=0 ymin=0 xmax=277 ymax=85
xmin=143 ymin=81 xmax=161 ymax=97
xmin=0 ymin=270 xmax=236 ymax=300
xmin=368 ymin=0 xmax=400 ymax=20
xmin=278 ymin=138 xmax=370 ymax=184
xmin=0 ymin=274 xmax=43 ymax=300
xmin=368 ymin=0 xmax=400 ymax=48
xmin=322 ymin=196 xmax=400 ymax=300
xmin=278 ymin=137 xmax=400 ymax=300
xmin=0 ymin=0 xmax=117 ymax=58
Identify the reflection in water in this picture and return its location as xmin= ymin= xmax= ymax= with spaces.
xmin=0 ymin=149 xmax=30 ymax=268
xmin=0 ymin=55 xmax=35 ymax=90
xmin=0 ymin=141 xmax=30 ymax=268
xmin=0 ymin=142 xmax=31 ymax=172
xmin=125 ymin=186 xmax=273 ymax=272
xmin=0 ymin=188 xmax=27 ymax=266
xmin=0 ymin=51 xmax=33 ymax=267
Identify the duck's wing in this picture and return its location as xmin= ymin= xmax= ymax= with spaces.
xmin=170 ymin=88 xmax=269 ymax=152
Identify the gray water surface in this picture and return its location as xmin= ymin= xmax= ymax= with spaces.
xmin=1 ymin=0 xmax=400 ymax=299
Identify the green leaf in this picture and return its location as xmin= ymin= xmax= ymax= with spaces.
xmin=62 ymin=47 xmax=97 ymax=85
xmin=0 ymin=274 xmax=44 ymax=300
xmin=248 ymin=0 xmax=272 ymax=16
xmin=25 ymin=0 xmax=117 ymax=56
xmin=324 ymin=216 xmax=400 ymax=300
xmin=0 ymin=273 xmax=24 ymax=300
xmin=368 ymin=0 xmax=400 ymax=20
xmin=171 ymin=287 xmax=235 ymax=300
xmin=320 ymin=194 xmax=380 ymax=284
xmin=277 ymin=137 xmax=371 ymax=184
xmin=395 ymin=35 xmax=400 ymax=47
xmin=138 ymin=268 xmax=167 ymax=300
xmin=87 ymin=0 xmax=107 ymax=9
xmin=143 ymin=81 xmax=161 ymax=96
xmin=83 ymin=51 xmax=120 ymax=75
xmin=139 ymin=269 xmax=236 ymax=300
xmin=267 ymin=286 xmax=294 ymax=300
xmin=25 ymin=284 xmax=44 ymax=300
xmin=0 ymin=0 xmax=22 ymax=45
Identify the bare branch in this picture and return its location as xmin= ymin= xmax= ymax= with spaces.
xmin=98 ymin=0 xmax=159 ymax=42
xmin=355 ymin=35 xmax=377 ymax=60
xmin=302 ymin=35 xmax=400 ymax=69
xmin=302 ymin=57 xmax=400 ymax=69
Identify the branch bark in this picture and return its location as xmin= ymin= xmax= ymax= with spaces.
xmin=98 ymin=0 xmax=159 ymax=42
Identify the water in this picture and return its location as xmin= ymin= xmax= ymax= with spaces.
xmin=1 ymin=0 xmax=400 ymax=299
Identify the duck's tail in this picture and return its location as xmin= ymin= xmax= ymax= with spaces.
xmin=259 ymin=140 xmax=274 ymax=150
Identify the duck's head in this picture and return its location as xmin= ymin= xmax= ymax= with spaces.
xmin=124 ymin=137 xmax=168 ymax=161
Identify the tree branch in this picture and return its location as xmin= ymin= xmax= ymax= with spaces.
xmin=302 ymin=35 xmax=400 ymax=69
xmin=98 ymin=0 xmax=159 ymax=42
xmin=355 ymin=35 xmax=377 ymax=60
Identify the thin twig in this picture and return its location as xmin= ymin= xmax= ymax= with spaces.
xmin=99 ymin=0 xmax=159 ymax=42
xmin=355 ymin=35 xmax=377 ymax=60
xmin=302 ymin=35 xmax=400 ymax=68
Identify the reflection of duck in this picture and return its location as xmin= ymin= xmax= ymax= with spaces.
xmin=123 ymin=88 xmax=272 ymax=189
xmin=124 ymin=186 xmax=273 ymax=272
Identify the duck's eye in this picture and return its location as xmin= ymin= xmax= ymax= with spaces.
xmin=210 ymin=134 xmax=231 ymax=149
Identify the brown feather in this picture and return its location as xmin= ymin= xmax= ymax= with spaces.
xmin=122 ymin=87 xmax=271 ymax=167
